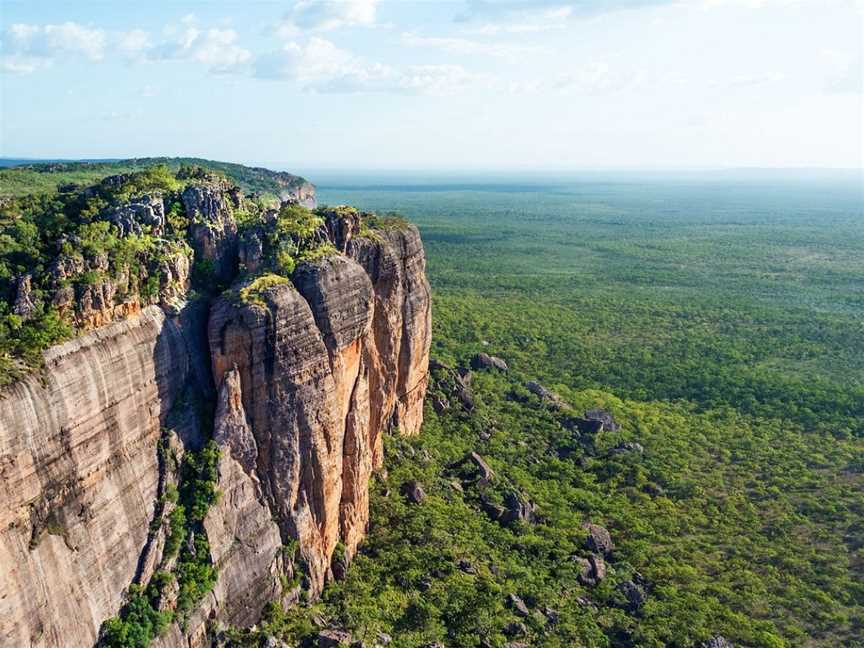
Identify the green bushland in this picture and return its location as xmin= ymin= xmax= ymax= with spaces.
xmin=0 ymin=157 xmax=311 ymax=198
xmin=256 ymin=179 xmax=859 ymax=647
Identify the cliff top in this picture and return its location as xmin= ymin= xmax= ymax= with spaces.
xmin=0 ymin=161 xmax=413 ymax=386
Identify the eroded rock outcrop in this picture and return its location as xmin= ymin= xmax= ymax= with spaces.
xmin=0 ymin=181 xmax=430 ymax=646
xmin=208 ymin=237 xmax=430 ymax=597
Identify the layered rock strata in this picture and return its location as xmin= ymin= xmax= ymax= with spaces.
xmin=0 ymin=186 xmax=430 ymax=647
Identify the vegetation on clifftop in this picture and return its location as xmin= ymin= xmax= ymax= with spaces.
xmin=0 ymin=162 xmax=389 ymax=386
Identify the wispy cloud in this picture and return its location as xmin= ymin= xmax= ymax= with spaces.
xmin=276 ymin=0 xmax=380 ymax=37
xmin=0 ymin=18 xmax=253 ymax=75
xmin=455 ymin=0 xmax=674 ymax=23
xmin=0 ymin=21 xmax=106 ymax=73
xmin=712 ymin=72 xmax=788 ymax=87
xmin=256 ymin=36 xmax=475 ymax=95
xmin=401 ymin=31 xmax=533 ymax=60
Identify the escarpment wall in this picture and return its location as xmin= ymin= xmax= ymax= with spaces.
xmin=0 ymin=307 xmax=190 ymax=647
xmin=0 ymin=201 xmax=431 ymax=647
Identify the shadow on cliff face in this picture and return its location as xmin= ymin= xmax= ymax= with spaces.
xmin=156 ymin=296 xmax=218 ymax=452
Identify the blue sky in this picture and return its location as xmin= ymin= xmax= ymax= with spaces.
xmin=0 ymin=0 xmax=861 ymax=171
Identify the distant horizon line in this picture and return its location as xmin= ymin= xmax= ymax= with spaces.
xmin=1 ymin=156 xmax=862 ymax=175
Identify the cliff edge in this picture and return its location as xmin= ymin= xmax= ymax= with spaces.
xmin=0 ymin=165 xmax=431 ymax=647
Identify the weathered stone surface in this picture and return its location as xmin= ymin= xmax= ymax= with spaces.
xmin=525 ymin=381 xmax=568 ymax=408
xmin=501 ymin=490 xmax=536 ymax=526
xmin=12 ymin=273 xmax=39 ymax=319
xmin=575 ymin=554 xmax=607 ymax=587
xmin=466 ymin=451 xmax=495 ymax=485
xmin=238 ymin=229 xmax=264 ymax=274
xmin=318 ymin=628 xmax=354 ymax=647
xmin=584 ymin=523 xmax=615 ymax=556
xmin=0 ymin=306 xmax=189 ymax=648
xmin=157 ymin=427 xmax=283 ymax=645
xmin=610 ymin=441 xmax=644 ymax=456
xmin=209 ymin=281 xmax=342 ymax=598
xmin=103 ymin=194 xmax=165 ymax=236
xmin=506 ymin=593 xmax=531 ymax=617
xmin=347 ymin=224 xmax=431 ymax=446
xmin=618 ymin=580 xmax=647 ymax=612
xmin=584 ymin=408 xmax=620 ymax=431
xmin=183 ymin=181 xmax=239 ymax=283
xmin=402 ymin=480 xmax=426 ymax=504
xmin=471 ymin=352 xmax=508 ymax=372
xmin=701 ymin=637 xmax=734 ymax=648
xmin=213 ymin=367 xmax=258 ymax=474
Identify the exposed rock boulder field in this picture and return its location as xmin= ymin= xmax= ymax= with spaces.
xmin=0 ymin=173 xmax=431 ymax=647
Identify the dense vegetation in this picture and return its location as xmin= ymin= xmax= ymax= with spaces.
xmin=4 ymin=164 xmax=861 ymax=646
xmin=0 ymin=163 xmax=337 ymax=385
xmin=254 ymin=177 xmax=859 ymax=647
xmin=0 ymin=156 xmax=311 ymax=199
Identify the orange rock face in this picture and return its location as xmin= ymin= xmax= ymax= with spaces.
xmin=208 ymin=238 xmax=430 ymax=597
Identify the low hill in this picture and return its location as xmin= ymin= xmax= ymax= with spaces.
xmin=0 ymin=157 xmax=314 ymax=201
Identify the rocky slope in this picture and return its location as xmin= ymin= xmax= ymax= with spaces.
xmin=0 ymin=167 xmax=430 ymax=647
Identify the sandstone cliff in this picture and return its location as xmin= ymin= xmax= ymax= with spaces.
xmin=0 ymin=172 xmax=430 ymax=648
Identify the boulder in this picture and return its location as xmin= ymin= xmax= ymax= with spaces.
xmin=466 ymin=451 xmax=495 ymax=484
xmin=542 ymin=606 xmax=560 ymax=625
xmin=506 ymin=593 xmax=531 ymax=617
xmin=525 ymin=381 xmax=568 ymax=408
xmin=457 ymin=558 xmax=476 ymax=574
xmin=575 ymin=553 xmax=607 ymax=587
xmin=584 ymin=408 xmax=620 ymax=431
xmin=610 ymin=442 xmax=644 ymax=456
xmin=431 ymin=394 xmax=450 ymax=414
xmin=12 ymin=273 xmax=39 ymax=320
xmin=584 ymin=523 xmax=614 ymax=556
xmin=501 ymin=490 xmax=536 ymax=525
xmin=504 ymin=622 xmax=528 ymax=637
xmin=318 ymin=629 xmax=354 ymax=647
xmin=701 ymin=637 xmax=734 ymax=648
xmin=402 ymin=480 xmax=426 ymax=504
xmin=471 ymin=352 xmax=508 ymax=372
xmin=375 ymin=633 xmax=393 ymax=647
xmin=563 ymin=416 xmax=604 ymax=435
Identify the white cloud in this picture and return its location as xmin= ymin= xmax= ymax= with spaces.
xmin=278 ymin=0 xmax=380 ymax=36
xmin=117 ymin=29 xmax=151 ymax=60
xmin=462 ymin=5 xmax=575 ymax=35
xmin=0 ymin=19 xmax=251 ymax=74
xmin=0 ymin=55 xmax=50 ymax=75
xmin=256 ymin=36 xmax=474 ymax=95
xmin=191 ymin=28 xmax=253 ymax=71
xmin=3 ymin=22 xmax=107 ymax=61
xmin=145 ymin=21 xmax=253 ymax=72
xmin=401 ymin=31 xmax=532 ymax=60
